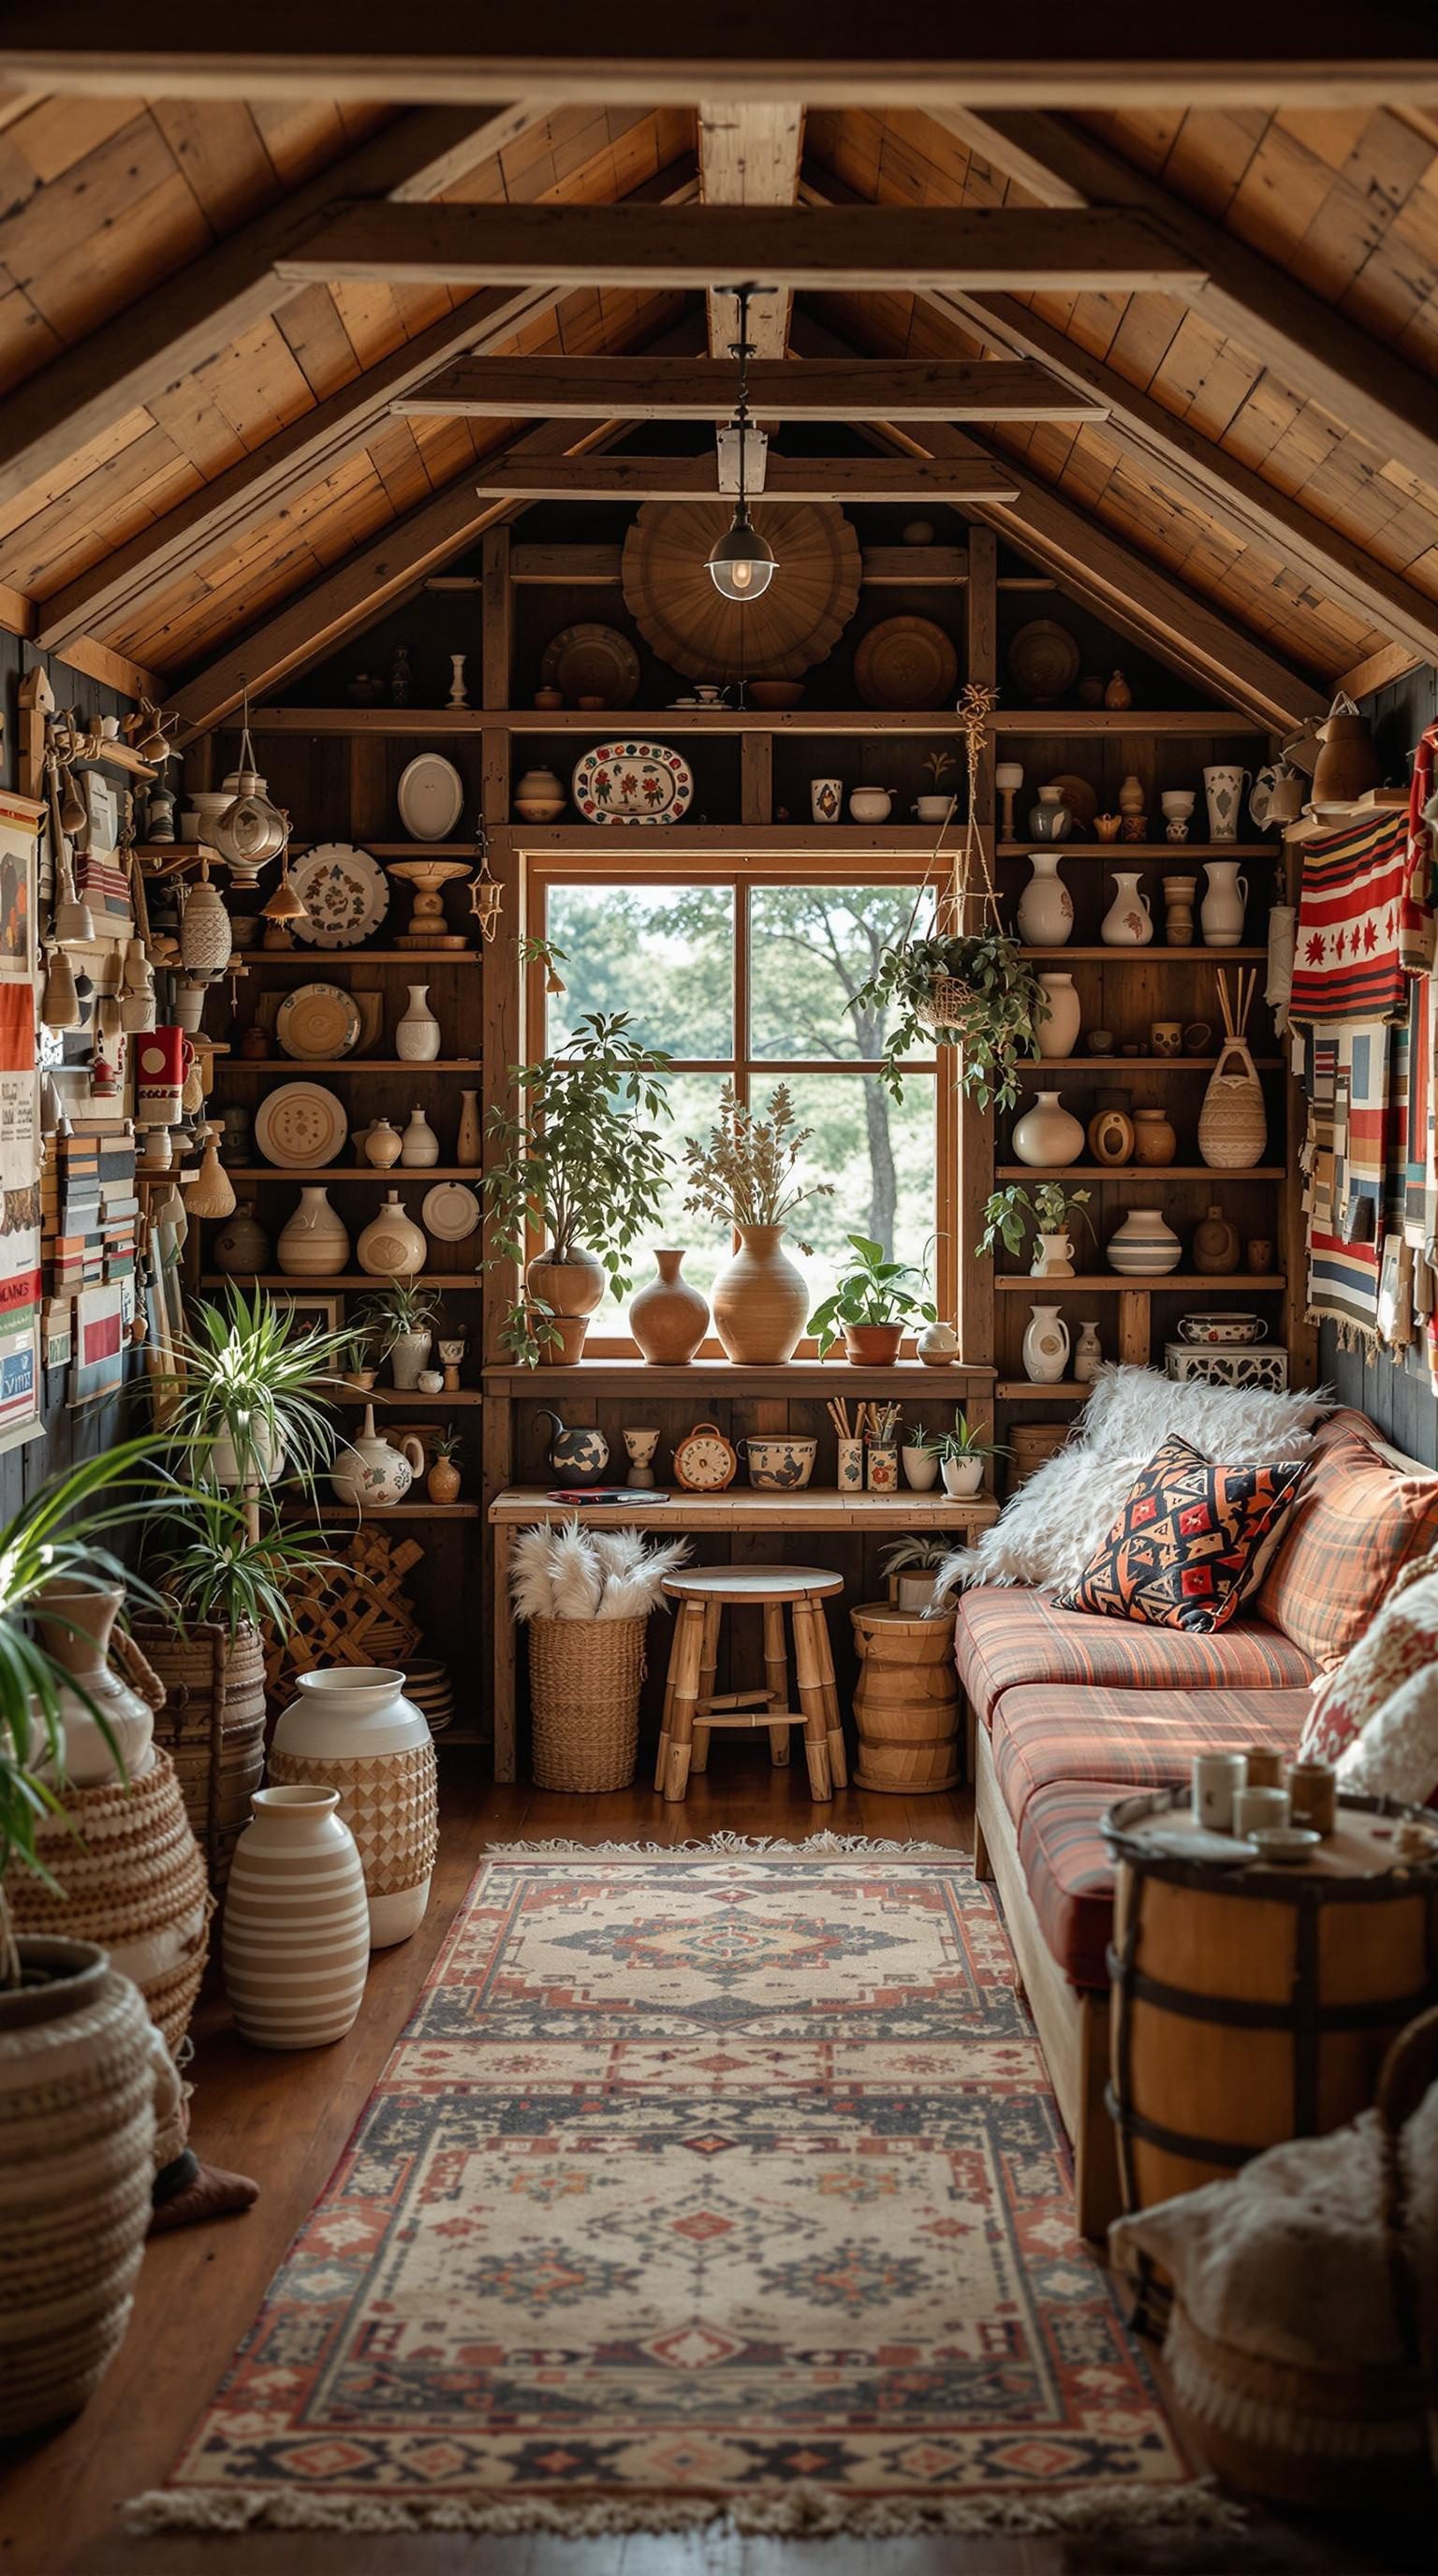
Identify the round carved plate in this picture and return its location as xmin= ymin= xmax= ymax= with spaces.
xmin=254 ymin=1082 xmax=348 ymax=1169
xmin=853 ymin=615 xmax=959 ymax=710
xmin=1006 ymin=618 xmax=1081 ymax=706
xmin=421 ymin=1181 xmax=480 ymax=1242
xmin=538 ymin=622 xmax=641 ymax=709
xmin=1048 ymin=771 xmax=1099 ymax=832
xmin=275 ymin=983 xmax=363 ymax=1061
xmin=571 ymin=739 xmax=694 ymax=826
xmin=289 ymin=843 xmax=390 ymax=947
xmin=621 ymin=499 xmax=860 ymax=684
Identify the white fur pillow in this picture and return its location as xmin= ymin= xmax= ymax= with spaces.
xmin=932 ymin=1366 xmax=1332 ymax=1603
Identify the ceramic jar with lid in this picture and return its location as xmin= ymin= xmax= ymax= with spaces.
xmin=277 ymin=1186 xmax=349 ymax=1278
xmin=1132 ymin=1107 xmax=1178 ymax=1167
xmin=1012 ymin=1090 xmax=1085 ymax=1169
xmin=358 ymin=1191 xmax=427 ymax=1278
xmin=514 ymin=768 xmax=566 ymax=821
xmin=268 ymin=1667 xmax=438 ymax=1947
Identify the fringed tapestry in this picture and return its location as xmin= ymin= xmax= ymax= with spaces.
xmin=1290 ymin=809 xmax=1413 ymax=1026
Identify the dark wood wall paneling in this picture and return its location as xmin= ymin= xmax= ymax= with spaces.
xmin=1318 ymin=662 xmax=1438 ymax=1464
xmin=0 ymin=623 xmax=137 ymax=1529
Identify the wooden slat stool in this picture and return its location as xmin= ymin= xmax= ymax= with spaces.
xmin=655 ymin=1566 xmax=846 ymax=1805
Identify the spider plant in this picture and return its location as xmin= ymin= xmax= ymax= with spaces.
xmin=355 ymin=1279 xmax=442 ymax=1357
xmin=145 ymin=1489 xmax=335 ymax=1644
xmin=155 ymin=1283 xmax=345 ymax=1505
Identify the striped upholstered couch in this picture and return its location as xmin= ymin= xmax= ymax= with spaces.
xmin=957 ymin=1407 xmax=1438 ymax=2237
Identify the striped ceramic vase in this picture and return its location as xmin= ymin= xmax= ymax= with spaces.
xmin=222 ymin=1786 xmax=370 ymax=2049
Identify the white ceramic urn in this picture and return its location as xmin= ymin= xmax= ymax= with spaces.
xmin=1033 ymin=973 xmax=1081 ymax=1061
xmin=277 ymin=1185 xmax=349 ymax=1278
xmin=1023 ymin=1304 xmax=1071 ymax=1383
xmin=268 ymin=1667 xmax=438 ymax=1946
xmin=1012 ymin=1090 xmax=1086 ymax=1169
xmin=1015 ymin=850 xmax=1073 ymax=947
xmin=396 ymin=983 xmax=441 ymax=1061
xmin=223 ymin=1785 xmax=371 ymax=2047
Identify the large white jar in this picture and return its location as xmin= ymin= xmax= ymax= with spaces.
xmin=396 ymin=983 xmax=441 ymax=1061
xmin=358 ymin=1189 xmax=427 ymax=1277
xmin=1016 ymin=850 xmax=1073 ymax=947
xmin=1011 ymin=1089 xmax=1085 ymax=1169
xmin=1033 ymin=972 xmax=1081 ymax=1061
xmin=222 ymin=1785 xmax=370 ymax=2047
xmin=269 ymin=1667 xmax=438 ymax=1947
xmin=277 ymin=1184 xmax=349 ymax=1277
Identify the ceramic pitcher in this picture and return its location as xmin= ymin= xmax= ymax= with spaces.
xmin=1023 ymin=1305 xmax=1071 ymax=1383
xmin=1200 ymin=859 xmax=1248 ymax=946
xmin=1100 ymin=872 xmax=1153 ymax=946
xmin=1203 ymin=765 xmax=1251 ymax=842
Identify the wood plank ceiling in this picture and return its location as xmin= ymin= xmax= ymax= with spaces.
xmin=0 ymin=56 xmax=1433 ymax=716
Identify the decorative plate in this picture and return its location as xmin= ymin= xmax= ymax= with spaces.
xmin=396 ymin=754 xmax=465 ymax=842
xmin=289 ymin=843 xmax=390 ymax=947
xmin=255 ymin=1082 xmax=348 ymax=1169
xmin=275 ymin=983 xmax=362 ymax=1061
xmin=1049 ymin=770 xmax=1098 ymax=832
xmin=571 ymin=739 xmax=694 ymax=827
xmin=421 ymin=1181 xmax=480 ymax=1243
xmin=672 ymin=1420 xmax=739 ymax=1492
xmin=1006 ymin=618 xmax=1081 ymax=705
xmin=539 ymin=623 xmax=641 ymax=710
xmin=853 ymin=615 xmax=959 ymax=710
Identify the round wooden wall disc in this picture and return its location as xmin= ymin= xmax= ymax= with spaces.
xmin=621 ymin=500 xmax=861 ymax=684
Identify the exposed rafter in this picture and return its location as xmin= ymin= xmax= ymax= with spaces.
xmin=469 ymin=457 xmax=1022 ymax=501
xmin=935 ymin=107 xmax=1438 ymax=495
xmin=697 ymin=101 xmax=803 ymax=359
xmin=275 ymin=201 xmax=1209 ymax=293
xmin=395 ymin=355 xmax=1107 ymax=423
xmin=0 ymin=101 xmax=552 ymax=520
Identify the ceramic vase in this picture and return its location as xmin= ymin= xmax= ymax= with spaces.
xmin=456 ymin=1089 xmax=482 ymax=1166
xmin=222 ymin=1785 xmax=371 ymax=2047
xmin=1132 ymin=1107 xmax=1178 ymax=1167
xmin=278 ymin=1185 xmax=349 ymax=1278
xmin=629 ymin=1247 xmax=711 ymax=1363
xmin=1012 ymin=1090 xmax=1085 ymax=1169
xmin=268 ymin=1667 xmax=438 ymax=1947
xmin=1118 ymin=773 xmax=1145 ymax=816
xmin=395 ymin=983 xmax=441 ymax=1061
xmin=1027 ymin=785 xmax=1072 ymax=842
xmin=331 ymin=1405 xmax=425 ymax=1508
xmin=1088 ymin=1104 xmax=1136 ymax=1166
xmin=1074 ymin=1320 xmax=1103 ymax=1383
xmin=902 ymin=1442 xmax=940 ymax=1490
xmin=1200 ymin=859 xmax=1249 ymax=946
xmin=1194 ymin=1204 xmax=1241 ymax=1274
xmin=400 ymin=1105 xmax=439 ymax=1166
xmin=0 ymin=1940 xmax=157 ymax=2436
xmin=916 ymin=1321 xmax=961 ymax=1366
xmin=1030 ymin=1230 xmax=1074 ymax=1279
xmin=1016 ymin=850 xmax=1073 ymax=947
xmin=1107 ymin=1208 xmax=1182 ymax=1276
xmin=389 ymin=1329 xmax=433 ymax=1392
xmin=711 ymin=1223 xmax=809 ymax=1364
xmin=1101 ymin=872 xmax=1153 ymax=945
xmin=33 ymin=1579 xmax=154 ymax=1786
xmin=1034 ymin=972 xmax=1081 ymax=1061
xmin=213 ymin=1200 xmax=270 ymax=1278
xmin=1023 ymin=1304 xmax=1071 ymax=1383
xmin=1202 ymin=766 xmax=1251 ymax=842
xmin=185 ymin=1122 xmax=236 ymax=1220
xmin=428 ymin=1456 xmax=462 ymax=1503
xmin=358 ymin=1190 xmax=427 ymax=1277
xmin=1198 ymin=1041 xmax=1268 ymax=1169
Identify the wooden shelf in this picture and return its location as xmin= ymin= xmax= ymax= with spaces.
xmin=484 ymin=1358 xmax=994 ymax=1395
xmin=219 ymin=1058 xmax=480 ymax=1071
xmin=992 ymin=711 xmax=1268 ymax=736
xmin=221 ymin=1165 xmax=482 ymax=1182
xmin=1031 ymin=1055 xmax=1284 ymax=1072
xmin=330 ymin=1387 xmax=482 ymax=1404
xmin=490 ymin=1486 xmax=1000 ymax=1530
xmin=995 ymin=1164 xmax=1286 ymax=1179
xmin=1018 ymin=945 xmax=1267 ymax=961
xmin=236 ymin=944 xmax=481 ymax=963
xmin=997 ymin=842 xmax=1273 ymax=861
xmin=994 ymin=1274 xmax=1286 ymax=1291
xmin=253 ymin=706 xmax=1269 ymax=738
xmin=290 ymin=1500 xmax=481 ymax=1519
xmin=200 ymin=1273 xmax=481 ymax=1289
xmin=494 ymin=824 xmax=944 ymax=854
xmin=998 ymin=1381 xmax=1092 ymax=1398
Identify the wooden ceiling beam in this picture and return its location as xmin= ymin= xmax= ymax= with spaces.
xmin=395 ymin=355 xmax=1108 ymax=422
xmin=937 ymin=108 xmax=1438 ymax=494
xmin=275 ymin=202 xmax=1210 ymax=293
xmin=469 ymin=458 xmax=1022 ymax=501
xmin=0 ymin=100 xmax=551 ymax=520
xmin=1 ymin=8 xmax=1433 ymax=110
xmin=36 ymin=153 xmax=700 ymax=655
xmin=697 ymin=102 xmax=803 ymax=360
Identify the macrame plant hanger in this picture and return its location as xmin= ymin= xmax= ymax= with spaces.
xmin=912 ymin=682 xmax=1000 ymax=1035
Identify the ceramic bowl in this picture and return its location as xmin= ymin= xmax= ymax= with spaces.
xmin=1249 ymin=1825 xmax=1321 ymax=1866
xmin=849 ymin=788 xmax=894 ymax=824
xmin=1177 ymin=1312 xmax=1268 ymax=1346
xmin=740 ymin=1437 xmax=817 ymax=1491
xmin=913 ymin=794 xmax=958 ymax=823
xmin=748 ymin=680 xmax=804 ymax=710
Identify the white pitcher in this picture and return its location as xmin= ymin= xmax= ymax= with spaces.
xmin=1200 ymin=859 xmax=1249 ymax=947
xmin=1100 ymin=871 xmax=1152 ymax=946
xmin=1016 ymin=850 xmax=1073 ymax=946
xmin=1203 ymin=765 xmax=1251 ymax=843
xmin=1023 ymin=1304 xmax=1071 ymax=1383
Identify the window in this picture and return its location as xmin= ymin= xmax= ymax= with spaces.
xmin=529 ymin=865 xmax=951 ymax=1349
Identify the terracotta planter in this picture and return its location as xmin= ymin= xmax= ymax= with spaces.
xmin=539 ymin=1315 xmax=591 ymax=1365
xmin=711 ymin=1223 xmax=810 ymax=1365
xmin=527 ymin=1248 xmax=606 ymax=1322
xmin=843 ymin=1323 xmax=904 ymax=1364
xmin=629 ymin=1247 xmax=710 ymax=1362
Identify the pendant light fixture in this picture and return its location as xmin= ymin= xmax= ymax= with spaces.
xmin=707 ymin=285 xmax=778 ymax=603
xmin=213 ymin=679 xmax=289 ymax=879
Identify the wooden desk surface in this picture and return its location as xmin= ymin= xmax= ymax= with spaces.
xmin=489 ymin=1486 xmax=1000 ymax=1531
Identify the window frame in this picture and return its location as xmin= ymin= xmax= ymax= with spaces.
xmin=522 ymin=850 xmax=961 ymax=1358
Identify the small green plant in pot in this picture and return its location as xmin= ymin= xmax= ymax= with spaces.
xmin=356 ymin=1280 xmax=442 ymax=1391
xmin=155 ymin=1283 xmax=346 ymax=1533
xmin=900 ymin=1421 xmax=942 ymax=1491
xmin=854 ymin=926 xmax=1048 ymax=1113
xmin=932 ymin=1409 xmax=1010 ymax=1500
xmin=880 ymin=1532 xmax=953 ymax=1612
xmin=977 ymin=1179 xmax=1093 ymax=1280
xmin=808 ymin=1235 xmax=937 ymax=1364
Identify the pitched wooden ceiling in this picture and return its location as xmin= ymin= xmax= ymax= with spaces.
xmin=0 ymin=50 xmax=1433 ymax=724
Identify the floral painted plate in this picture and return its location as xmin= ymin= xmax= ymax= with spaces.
xmin=571 ymin=739 xmax=694 ymax=827
xmin=290 ymin=842 xmax=390 ymax=946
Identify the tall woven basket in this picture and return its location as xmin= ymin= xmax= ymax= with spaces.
xmin=528 ymin=1617 xmax=646 ymax=1792
xmin=132 ymin=1615 xmax=267 ymax=1890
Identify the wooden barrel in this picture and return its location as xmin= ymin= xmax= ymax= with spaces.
xmin=1105 ymin=1789 xmax=1438 ymax=2214
xmin=849 ymin=1603 xmax=960 ymax=1793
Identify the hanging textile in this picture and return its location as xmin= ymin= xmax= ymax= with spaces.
xmin=1401 ymin=717 xmax=1438 ymax=974
xmin=1289 ymin=808 xmax=1412 ymax=1026
xmin=1304 ymin=1026 xmax=1385 ymax=1347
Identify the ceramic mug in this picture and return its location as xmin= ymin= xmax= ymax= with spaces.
xmin=1150 ymin=1020 xmax=1181 ymax=1056
xmin=810 ymin=778 xmax=843 ymax=825
xmin=1193 ymin=1751 xmax=1247 ymax=1831
xmin=135 ymin=1025 xmax=196 ymax=1127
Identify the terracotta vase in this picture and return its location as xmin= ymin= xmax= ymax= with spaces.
xmin=222 ymin=1785 xmax=371 ymax=2047
xmin=711 ymin=1223 xmax=809 ymax=1364
xmin=629 ymin=1247 xmax=711 ymax=1362
xmin=1132 ymin=1107 xmax=1178 ymax=1167
xmin=269 ymin=1667 xmax=438 ymax=1947
xmin=277 ymin=1184 xmax=349 ymax=1277
xmin=358 ymin=1190 xmax=427 ymax=1277
xmin=427 ymin=1456 xmax=462 ymax=1505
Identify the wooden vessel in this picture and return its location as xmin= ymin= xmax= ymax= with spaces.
xmin=849 ymin=1601 xmax=961 ymax=1793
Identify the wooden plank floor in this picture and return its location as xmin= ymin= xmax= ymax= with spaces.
xmin=1 ymin=1749 xmax=1432 ymax=2576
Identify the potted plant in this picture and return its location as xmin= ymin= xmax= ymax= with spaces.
xmin=155 ymin=1284 xmax=346 ymax=1532
xmin=932 ymin=1409 xmax=1010 ymax=1499
xmin=808 ymin=1234 xmax=937 ymax=1364
xmin=356 ymin=1280 xmax=442 ymax=1390
xmin=900 ymin=1423 xmax=941 ymax=1490
xmin=427 ymin=1427 xmax=462 ymax=1505
xmin=880 ymin=1533 xmax=953 ymax=1613
xmin=485 ymin=1002 xmax=672 ymax=1366
xmin=977 ymin=1179 xmax=1093 ymax=1280
xmin=682 ymin=1082 xmax=834 ymax=1363
xmin=336 ymin=1322 xmax=378 ymax=1392
xmin=856 ymin=923 xmax=1049 ymax=1113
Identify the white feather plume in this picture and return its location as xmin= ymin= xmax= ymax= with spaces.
xmin=508 ymin=1524 xmax=558 ymax=1622
xmin=590 ymin=1528 xmax=648 ymax=1583
xmin=549 ymin=1516 xmax=604 ymax=1619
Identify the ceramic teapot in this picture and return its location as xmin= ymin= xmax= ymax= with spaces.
xmin=540 ymin=1411 xmax=611 ymax=1486
xmin=330 ymin=1405 xmax=426 ymax=1509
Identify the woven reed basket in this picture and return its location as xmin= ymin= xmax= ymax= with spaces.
xmin=527 ymin=1617 xmax=646 ymax=1793
xmin=267 ymin=1740 xmax=439 ymax=1897
xmin=131 ymin=1614 xmax=267 ymax=1890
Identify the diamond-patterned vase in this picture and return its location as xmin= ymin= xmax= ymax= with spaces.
xmin=268 ymin=1666 xmax=439 ymax=1947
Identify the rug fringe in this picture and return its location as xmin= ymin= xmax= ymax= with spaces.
xmin=124 ymin=2477 xmax=1245 ymax=2542
xmin=482 ymin=1831 xmax=965 ymax=1860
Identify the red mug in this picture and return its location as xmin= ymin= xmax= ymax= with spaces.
xmin=136 ymin=1025 xmax=195 ymax=1126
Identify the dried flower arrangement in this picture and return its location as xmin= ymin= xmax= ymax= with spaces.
xmin=681 ymin=1082 xmax=833 ymax=1252
xmin=508 ymin=1520 xmax=691 ymax=1622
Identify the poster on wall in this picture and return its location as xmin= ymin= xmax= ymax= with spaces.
xmin=0 ymin=790 xmax=44 ymax=1452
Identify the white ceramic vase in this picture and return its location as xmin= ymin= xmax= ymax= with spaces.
xmin=1016 ymin=850 xmax=1073 ymax=947
xmin=1203 ymin=765 xmax=1252 ymax=842
xmin=396 ymin=983 xmax=441 ymax=1061
xmin=1022 ymin=1304 xmax=1071 ymax=1383
xmin=916 ymin=1320 xmax=961 ymax=1366
xmin=358 ymin=1190 xmax=427 ymax=1277
xmin=277 ymin=1184 xmax=349 ymax=1278
xmin=1034 ymin=972 xmax=1081 ymax=1061
xmin=331 ymin=1404 xmax=425 ymax=1509
xmin=1012 ymin=1090 xmax=1085 ymax=1169
xmin=1101 ymin=872 xmax=1153 ymax=946
xmin=1200 ymin=859 xmax=1249 ymax=946
xmin=222 ymin=1785 xmax=371 ymax=2048
xmin=400 ymin=1105 xmax=439 ymax=1166
xmin=1107 ymin=1208 xmax=1183 ymax=1276
xmin=1030 ymin=1230 xmax=1075 ymax=1279
xmin=268 ymin=1667 xmax=438 ymax=1947
xmin=901 ymin=1443 xmax=940 ymax=1490
xmin=32 ymin=1580 xmax=154 ymax=1787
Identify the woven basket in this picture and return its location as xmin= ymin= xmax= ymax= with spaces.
xmin=1197 ymin=1037 xmax=1268 ymax=1169
xmin=7 ymin=1748 xmax=213 ymax=2059
xmin=913 ymin=973 xmax=975 ymax=1039
xmin=268 ymin=1739 xmax=439 ymax=1898
xmin=133 ymin=1615 xmax=267 ymax=1890
xmin=528 ymin=1617 xmax=646 ymax=1792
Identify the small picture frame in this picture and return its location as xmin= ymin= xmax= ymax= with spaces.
xmin=270 ymin=1290 xmax=344 ymax=1343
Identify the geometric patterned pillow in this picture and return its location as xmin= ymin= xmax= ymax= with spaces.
xmin=1054 ymin=1432 xmax=1309 ymax=1633
xmin=1298 ymin=1557 xmax=1438 ymax=1769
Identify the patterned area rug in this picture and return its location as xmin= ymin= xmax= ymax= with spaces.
xmin=131 ymin=1837 xmax=1226 ymax=2542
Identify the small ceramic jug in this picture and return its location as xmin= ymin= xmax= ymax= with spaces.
xmin=1022 ymin=1305 xmax=1071 ymax=1383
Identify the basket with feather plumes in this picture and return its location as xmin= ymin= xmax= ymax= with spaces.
xmin=512 ymin=1523 xmax=691 ymax=1792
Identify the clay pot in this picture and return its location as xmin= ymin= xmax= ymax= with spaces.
xmin=629 ymin=1248 xmax=710 ymax=1363
xmin=843 ymin=1323 xmax=904 ymax=1364
xmin=269 ymin=1667 xmax=438 ymax=1947
xmin=527 ymin=1248 xmax=607 ymax=1363
xmin=1194 ymin=1204 xmax=1241 ymax=1275
xmin=427 ymin=1457 xmax=462 ymax=1505
xmin=1132 ymin=1107 xmax=1178 ymax=1167
xmin=213 ymin=1199 xmax=271 ymax=1276
xmin=1310 ymin=710 xmax=1381 ymax=815
xmin=711 ymin=1223 xmax=809 ymax=1365
xmin=277 ymin=1185 xmax=349 ymax=1278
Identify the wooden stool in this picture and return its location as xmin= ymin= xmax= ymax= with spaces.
xmin=656 ymin=1567 xmax=846 ymax=1805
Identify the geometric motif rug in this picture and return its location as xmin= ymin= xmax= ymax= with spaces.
xmin=130 ymin=1838 xmax=1230 ymax=2543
